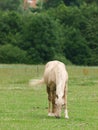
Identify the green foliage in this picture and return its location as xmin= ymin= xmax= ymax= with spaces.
xmin=63 ymin=0 xmax=82 ymax=6
xmin=53 ymin=54 xmax=72 ymax=65
xmin=22 ymin=13 xmax=64 ymax=64
xmin=43 ymin=0 xmax=63 ymax=9
xmin=0 ymin=1 xmax=98 ymax=65
xmin=79 ymin=5 xmax=98 ymax=65
xmin=0 ymin=44 xmax=29 ymax=64
xmin=0 ymin=0 xmax=20 ymax=11
xmin=63 ymin=0 xmax=98 ymax=6
xmin=63 ymin=27 xmax=91 ymax=65
xmin=47 ymin=4 xmax=98 ymax=65
xmin=0 ymin=11 xmax=23 ymax=46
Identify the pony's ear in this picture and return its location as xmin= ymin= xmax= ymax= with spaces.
xmin=56 ymin=94 xmax=58 ymax=99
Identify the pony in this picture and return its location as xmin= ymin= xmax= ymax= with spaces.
xmin=30 ymin=60 xmax=69 ymax=119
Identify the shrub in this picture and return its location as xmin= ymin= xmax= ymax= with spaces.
xmin=0 ymin=44 xmax=28 ymax=64
xmin=63 ymin=27 xmax=91 ymax=65
xmin=53 ymin=54 xmax=72 ymax=65
xmin=23 ymin=13 xmax=64 ymax=63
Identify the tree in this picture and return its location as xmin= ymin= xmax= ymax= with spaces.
xmin=63 ymin=0 xmax=98 ymax=6
xmin=63 ymin=27 xmax=91 ymax=65
xmin=79 ymin=5 xmax=98 ymax=65
xmin=43 ymin=0 xmax=63 ymax=9
xmin=0 ymin=0 xmax=20 ymax=11
xmin=22 ymin=13 xmax=64 ymax=63
xmin=0 ymin=11 xmax=23 ymax=46
xmin=63 ymin=0 xmax=82 ymax=6
xmin=0 ymin=44 xmax=28 ymax=63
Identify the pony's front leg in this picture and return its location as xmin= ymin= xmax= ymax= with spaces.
xmin=51 ymin=102 xmax=56 ymax=117
xmin=47 ymin=86 xmax=54 ymax=116
xmin=48 ymin=100 xmax=55 ymax=117
xmin=48 ymin=100 xmax=52 ymax=116
xmin=64 ymin=85 xmax=69 ymax=119
xmin=64 ymin=109 xmax=69 ymax=119
xmin=51 ymin=91 xmax=56 ymax=117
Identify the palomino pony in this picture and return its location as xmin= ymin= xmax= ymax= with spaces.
xmin=30 ymin=60 xmax=69 ymax=119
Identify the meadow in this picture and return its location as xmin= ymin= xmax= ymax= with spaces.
xmin=0 ymin=64 xmax=98 ymax=130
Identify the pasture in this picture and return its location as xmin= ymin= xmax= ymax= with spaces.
xmin=0 ymin=64 xmax=98 ymax=130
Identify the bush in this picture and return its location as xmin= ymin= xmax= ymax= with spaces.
xmin=0 ymin=4 xmax=98 ymax=65
xmin=0 ymin=44 xmax=28 ymax=64
xmin=63 ymin=27 xmax=91 ymax=65
xmin=53 ymin=54 xmax=72 ymax=65
xmin=22 ymin=13 xmax=65 ymax=63
xmin=0 ymin=0 xmax=20 ymax=11
xmin=0 ymin=11 xmax=23 ymax=46
xmin=50 ymin=4 xmax=98 ymax=65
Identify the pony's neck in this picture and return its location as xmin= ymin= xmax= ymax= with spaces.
xmin=56 ymin=82 xmax=65 ymax=98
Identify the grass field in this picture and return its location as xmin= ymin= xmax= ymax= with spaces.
xmin=0 ymin=64 xmax=98 ymax=130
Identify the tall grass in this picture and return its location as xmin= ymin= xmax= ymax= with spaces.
xmin=0 ymin=64 xmax=98 ymax=130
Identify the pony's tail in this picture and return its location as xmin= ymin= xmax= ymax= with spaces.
xmin=29 ymin=78 xmax=44 ymax=86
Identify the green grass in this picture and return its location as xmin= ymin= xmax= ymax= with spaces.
xmin=0 ymin=64 xmax=98 ymax=130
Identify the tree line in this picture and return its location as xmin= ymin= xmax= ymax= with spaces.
xmin=0 ymin=0 xmax=98 ymax=65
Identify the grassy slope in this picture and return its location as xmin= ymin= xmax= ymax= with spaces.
xmin=0 ymin=64 xmax=98 ymax=130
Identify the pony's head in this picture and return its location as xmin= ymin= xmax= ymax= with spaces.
xmin=55 ymin=94 xmax=65 ymax=118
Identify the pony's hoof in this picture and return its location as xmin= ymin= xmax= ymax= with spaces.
xmin=48 ymin=113 xmax=55 ymax=117
xmin=65 ymin=115 xmax=69 ymax=119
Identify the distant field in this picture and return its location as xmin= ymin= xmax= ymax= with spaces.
xmin=0 ymin=64 xmax=98 ymax=130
